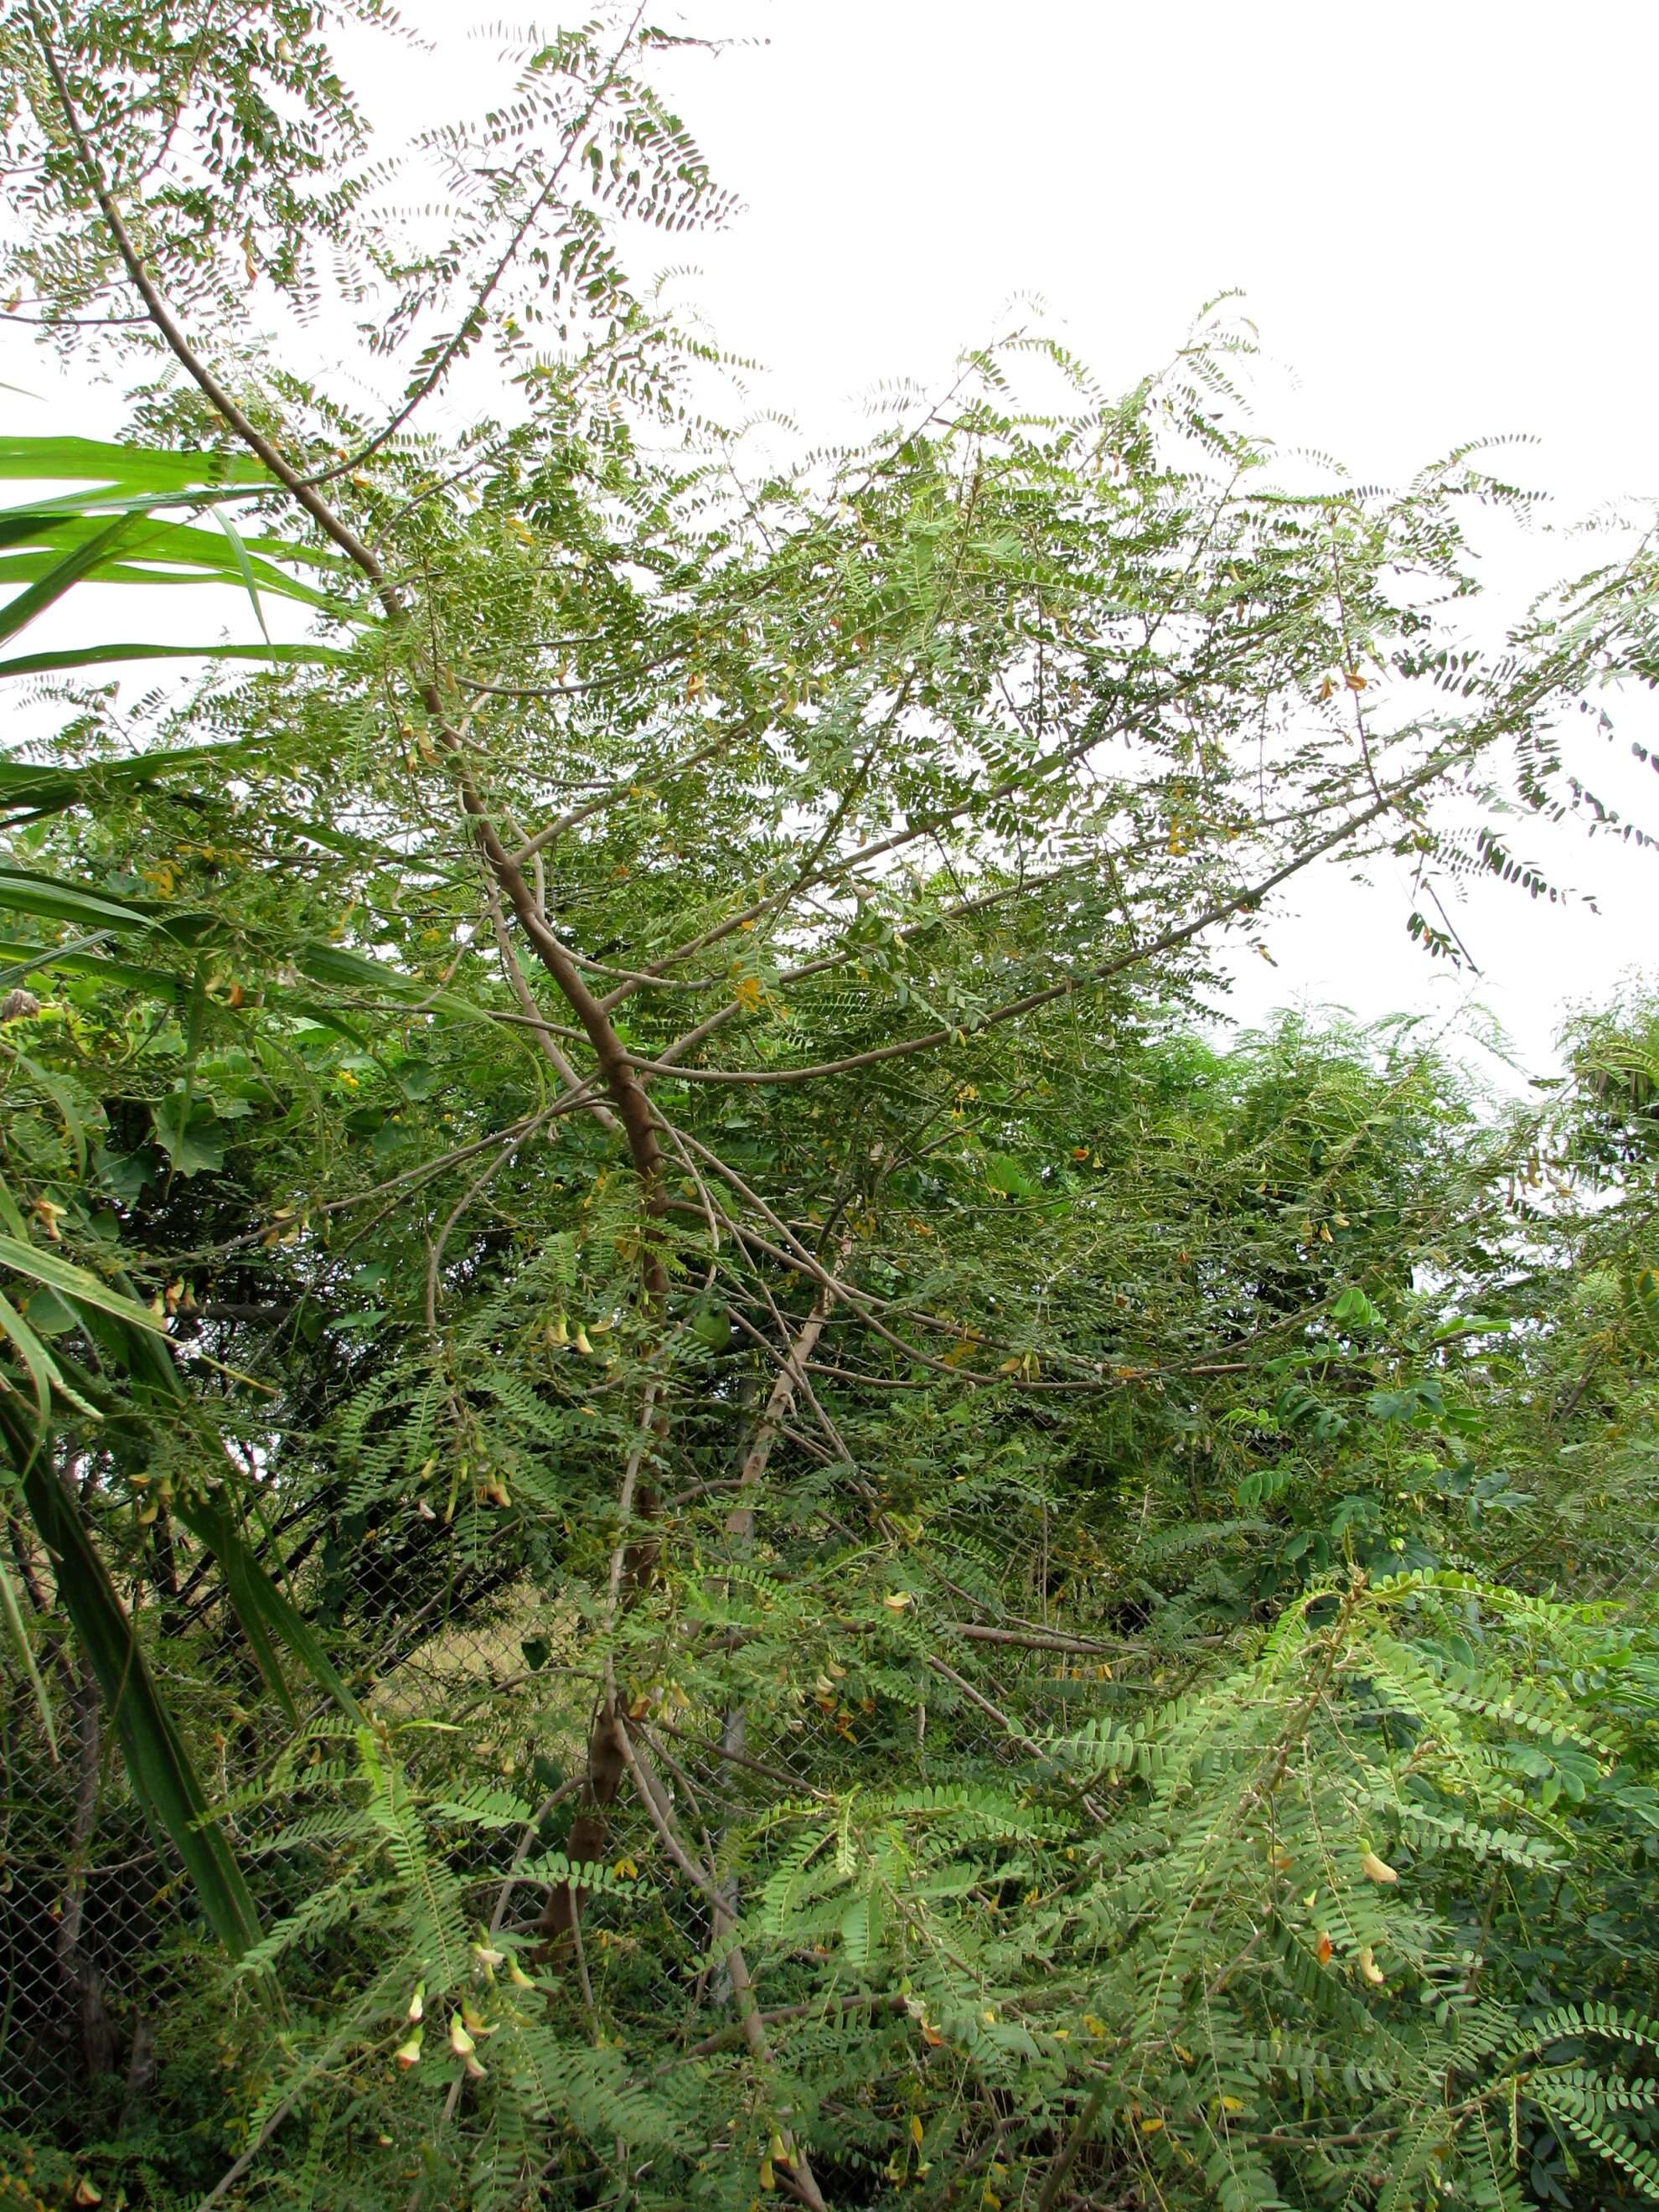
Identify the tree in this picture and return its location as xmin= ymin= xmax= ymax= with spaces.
xmin=1 ymin=7 xmax=1658 ymax=2209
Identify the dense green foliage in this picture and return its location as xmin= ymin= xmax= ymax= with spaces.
xmin=2 ymin=8 xmax=1658 ymax=2209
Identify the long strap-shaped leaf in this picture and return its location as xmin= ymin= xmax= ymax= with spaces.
xmin=0 ymin=433 xmax=268 ymax=491
xmin=0 ymin=638 xmax=342 ymax=681
xmin=66 ymin=1300 xmax=365 ymax=1729
xmin=8 ymin=1418 xmax=261 ymax=1959
xmin=0 ymin=741 xmax=275 ymax=818
xmin=0 ymin=1547 xmax=59 ymax=1759
xmin=173 ymin=1493 xmax=363 ymax=1729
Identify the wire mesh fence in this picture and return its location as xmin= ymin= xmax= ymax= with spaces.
xmin=2 ymin=1500 xmax=1096 ymax=2128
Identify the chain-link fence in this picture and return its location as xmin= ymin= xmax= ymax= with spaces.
xmin=1 ymin=1497 xmax=1107 ymax=2131
xmin=2 ymin=1515 xmax=519 ymax=2122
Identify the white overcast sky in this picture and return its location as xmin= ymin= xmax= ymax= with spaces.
xmin=8 ymin=1 xmax=1656 ymax=1080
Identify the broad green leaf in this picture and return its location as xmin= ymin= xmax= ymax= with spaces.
xmin=0 ymin=866 xmax=220 ymax=946
xmin=152 ymin=1095 xmax=229 ymax=1176
xmin=985 ymin=1152 xmax=1041 ymax=1200
xmin=18 ymin=1284 xmax=78 ymax=1336
xmin=0 ymin=930 xmax=111 ymax=988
